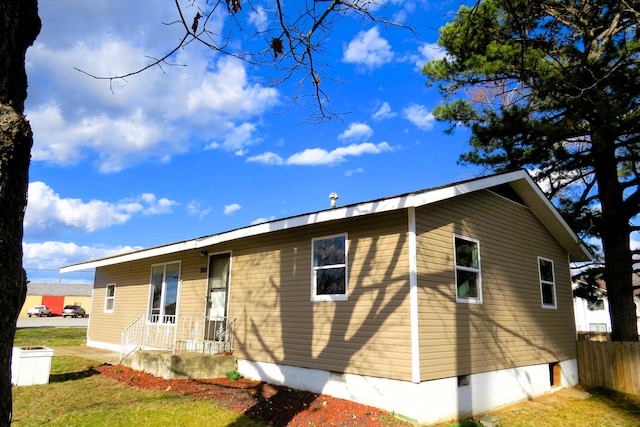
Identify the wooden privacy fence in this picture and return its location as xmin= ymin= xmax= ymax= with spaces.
xmin=577 ymin=340 xmax=640 ymax=395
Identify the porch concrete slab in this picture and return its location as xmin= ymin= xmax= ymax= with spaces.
xmin=124 ymin=350 xmax=237 ymax=380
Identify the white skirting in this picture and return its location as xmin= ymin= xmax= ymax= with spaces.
xmin=237 ymin=359 xmax=579 ymax=425
xmin=87 ymin=339 xmax=121 ymax=353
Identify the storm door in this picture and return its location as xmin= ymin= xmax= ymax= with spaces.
xmin=205 ymin=253 xmax=230 ymax=340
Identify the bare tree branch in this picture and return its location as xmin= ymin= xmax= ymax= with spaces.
xmin=75 ymin=0 xmax=413 ymax=121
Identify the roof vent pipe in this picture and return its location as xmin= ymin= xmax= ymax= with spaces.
xmin=329 ymin=192 xmax=339 ymax=209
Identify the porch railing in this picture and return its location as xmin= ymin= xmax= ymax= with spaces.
xmin=120 ymin=314 xmax=235 ymax=363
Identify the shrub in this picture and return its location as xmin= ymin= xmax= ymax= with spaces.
xmin=225 ymin=370 xmax=243 ymax=381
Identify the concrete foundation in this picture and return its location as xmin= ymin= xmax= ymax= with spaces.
xmin=124 ymin=350 xmax=237 ymax=380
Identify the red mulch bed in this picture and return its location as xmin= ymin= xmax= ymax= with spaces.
xmin=95 ymin=365 xmax=414 ymax=426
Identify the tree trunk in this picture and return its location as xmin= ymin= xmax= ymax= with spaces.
xmin=592 ymin=132 xmax=639 ymax=342
xmin=0 ymin=1 xmax=40 ymax=425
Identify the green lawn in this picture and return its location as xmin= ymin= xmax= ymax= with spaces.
xmin=12 ymin=355 xmax=265 ymax=426
xmin=12 ymin=328 xmax=265 ymax=426
xmin=12 ymin=328 xmax=640 ymax=426
xmin=14 ymin=327 xmax=86 ymax=347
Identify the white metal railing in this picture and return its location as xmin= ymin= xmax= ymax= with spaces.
xmin=120 ymin=314 xmax=145 ymax=362
xmin=173 ymin=316 xmax=236 ymax=355
xmin=120 ymin=314 xmax=235 ymax=362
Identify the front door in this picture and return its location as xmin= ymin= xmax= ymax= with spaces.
xmin=205 ymin=253 xmax=230 ymax=340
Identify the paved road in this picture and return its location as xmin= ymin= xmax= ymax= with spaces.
xmin=17 ymin=316 xmax=88 ymax=328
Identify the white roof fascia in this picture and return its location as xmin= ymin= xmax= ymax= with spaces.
xmin=60 ymin=169 xmax=589 ymax=272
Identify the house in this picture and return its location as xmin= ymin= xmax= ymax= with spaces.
xmin=573 ymin=275 xmax=640 ymax=335
xmin=60 ymin=170 xmax=591 ymax=424
xmin=20 ymin=282 xmax=93 ymax=317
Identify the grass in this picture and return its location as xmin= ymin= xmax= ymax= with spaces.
xmin=12 ymin=356 xmax=265 ymax=426
xmin=428 ymin=388 xmax=640 ymax=427
xmin=12 ymin=328 xmax=640 ymax=426
xmin=13 ymin=328 xmax=265 ymax=426
xmin=14 ymin=327 xmax=87 ymax=347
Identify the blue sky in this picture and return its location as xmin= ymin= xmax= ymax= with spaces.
xmin=23 ymin=0 xmax=485 ymax=283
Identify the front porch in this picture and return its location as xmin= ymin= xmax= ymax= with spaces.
xmin=120 ymin=315 xmax=236 ymax=363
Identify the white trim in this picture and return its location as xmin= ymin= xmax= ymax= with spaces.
xmin=538 ymin=256 xmax=558 ymax=309
xmin=103 ymin=283 xmax=116 ymax=313
xmin=60 ymin=170 xmax=591 ymax=273
xmin=454 ymin=234 xmax=483 ymax=304
xmin=204 ymin=251 xmax=233 ymax=319
xmin=408 ymin=207 xmax=420 ymax=383
xmin=146 ymin=260 xmax=182 ymax=323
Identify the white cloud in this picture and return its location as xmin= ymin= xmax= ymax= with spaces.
xmin=29 ymin=105 xmax=170 ymax=173
xmin=248 ymin=6 xmax=269 ymax=32
xmin=246 ymin=152 xmax=285 ymax=165
xmin=287 ymin=142 xmax=392 ymax=166
xmin=23 ymin=240 xmax=142 ymax=278
xmin=213 ymin=122 xmax=259 ymax=152
xmin=187 ymin=200 xmax=211 ymax=219
xmin=186 ymin=57 xmax=279 ymax=116
xmin=138 ymin=193 xmax=178 ymax=214
xmin=248 ymin=142 xmax=393 ymax=166
xmin=417 ymin=42 xmax=446 ymax=65
xmin=26 ymin=23 xmax=280 ymax=172
xmin=24 ymin=182 xmax=177 ymax=237
xmin=342 ymin=27 xmax=393 ymax=70
xmin=224 ymin=203 xmax=242 ymax=215
xmin=338 ymin=123 xmax=373 ymax=141
xmin=402 ymin=104 xmax=436 ymax=131
xmin=372 ymin=102 xmax=397 ymax=121
xmin=345 ymin=168 xmax=364 ymax=177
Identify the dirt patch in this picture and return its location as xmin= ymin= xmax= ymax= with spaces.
xmin=95 ymin=365 xmax=414 ymax=426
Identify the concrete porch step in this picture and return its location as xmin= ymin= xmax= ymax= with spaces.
xmin=123 ymin=350 xmax=237 ymax=380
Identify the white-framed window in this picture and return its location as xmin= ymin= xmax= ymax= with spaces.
xmin=454 ymin=235 xmax=482 ymax=304
xmin=148 ymin=261 xmax=181 ymax=323
xmin=538 ymin=257 xmax=557 ymax=308
xmin=104 ymin=283 xmax=116 ymax=313
xmin=311 ymin=234 xmax=348 ymax=302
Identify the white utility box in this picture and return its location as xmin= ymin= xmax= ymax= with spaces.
xmin=11 ymin=346 xmax=54 ymax=386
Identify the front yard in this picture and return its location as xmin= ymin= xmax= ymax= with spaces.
xmin=12 ymin=327 xmax=640 ymax=426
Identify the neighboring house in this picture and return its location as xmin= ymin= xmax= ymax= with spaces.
xmin=20 ymin=282 xmax=93 ymax=317
xmin=61 ymin=170 xmax=591 ymax=424
xmin=573 ymin=276 xmax=640 ymax=334
xmin=573 ymin=287 xmax=612 ymax=333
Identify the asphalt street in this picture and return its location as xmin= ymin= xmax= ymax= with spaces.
xmin=17 ymin=316 xmax=89 ymax=328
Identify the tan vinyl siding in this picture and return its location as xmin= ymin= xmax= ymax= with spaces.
xmin=229 ymin=210 xmax=413 ymax=381
xmin=89 ymin=253 xmax=209 ymax=346
xmin=416 ymin=190 xmax=576 ymax=381
xmin=89 ymin=210 xmax=413 ymax=381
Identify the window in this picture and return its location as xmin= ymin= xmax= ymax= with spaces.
xmin=589 ymin=323 xmax=608 ymax=332
xmin=104 ymin=283 xmax=116 ymax=312
xmin=454 ymin=235 xmax=482 ymax=303
xmin=538 ymin=257 xmax=557 ymax=308
xmin=311 ymin=234 xmax=347 ymax=301
xmin=148 ymin=261 xmax=181 ymax=323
